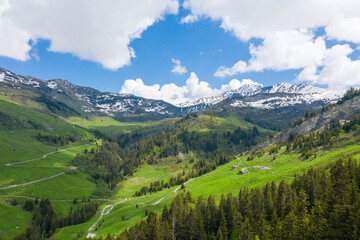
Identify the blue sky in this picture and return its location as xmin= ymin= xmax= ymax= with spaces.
xmin=0 ymin=8 xmax=298 ymax=92
xmin=0 ymin=0 xmax=359 ymax=104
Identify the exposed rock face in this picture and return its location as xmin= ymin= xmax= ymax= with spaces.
xmin=251 ymin=96 xmax=360 ymax=152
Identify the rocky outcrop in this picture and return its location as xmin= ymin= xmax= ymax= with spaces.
xmin=251 ymin=96 xmax=360 ymax=152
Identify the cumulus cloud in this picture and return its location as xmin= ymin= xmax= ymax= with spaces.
xmin=183 ymin=0 xmax=360 ymax=41
xmin=0 ymin=0 xmax=178 ymax=70
xmin=215 ymin=31 xmax=326 ymax=77
xmin=326 ymin=17 xmax=360 ymax=43
xmin=180 ymin=14 xmax=198 ymax=24
xmin=184 ymin=0 xmax=360 ymax=88
xmin=171 ymin=58 xmax=188 ymax=74
xmin=298 ymin=44 xmax=360 ymax=89
xmin=120 ymin=72 xmax=260 ymax=105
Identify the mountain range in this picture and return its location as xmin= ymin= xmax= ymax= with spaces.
xmin=0 ymin=67 xmax=344 ymax=127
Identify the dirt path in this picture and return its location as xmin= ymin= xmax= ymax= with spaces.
xmin=152 ymin=197 xmax=166 ymax=205
xmin=173 ymin=178 xmax=196 ymax=193
xmin=1 ymin=143 xmax=93 ymax=189
xmin=0 ymin=195 xmax=112 ymax=202
xmin=88 ymin=198 xmax=129 ymax=232
xmin=149 ymin=177 xmax=197 ymax=207
xmin=0 ymin=172 xmax=65 ymax=190
xmin=5 ymin=143 xmax=93 ymax=166
xmin=87 ymin=178 xmax=197 ymax=234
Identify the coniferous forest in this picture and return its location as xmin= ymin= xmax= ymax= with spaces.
xmin=14 ymin=199 xmax=99 ymax=240
xmin=92 ymin=158 xmax=360 ymax=240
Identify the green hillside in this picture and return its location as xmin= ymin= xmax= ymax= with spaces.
xmin=0 ymin=98 xmax=99 ymax=239
xmin=54 ymin=123 xmax=360 ymax=239
xmin=1 ymin=89 xmax=360 ymax=240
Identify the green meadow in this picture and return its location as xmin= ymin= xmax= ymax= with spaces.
xmin=55 ymin=129 xmax=360 ymax=239
xmin=54 ymin=157 xmax=193 ymax=239
xmin=65 ymin=116 xmax=176 ymax=138
xmin=0 ymin=98 xmax=99 ymax=239
xmin=1 ymin=94 xmax=359 ymax=240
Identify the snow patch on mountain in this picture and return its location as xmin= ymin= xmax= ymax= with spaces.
xmin=177 ymin=95 xmax=226 ymax=108
xmin=185 ymin=82 xmax=344 ymax=109
xmin=0 ymin=73 xmax=5 ymax=82
xmin=177 ymin=81 xmax=263 ymax=108
xmin=47 ymin=81 xmax=58 ymax=89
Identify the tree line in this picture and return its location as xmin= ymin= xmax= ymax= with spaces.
xmin=71 ymin=141 xmax=144 ymax=197
xmin=135 ymin=155 xmax=231 ymax=197
xmin=34 ymin=133 xmax=76 ymax=146
xmin=93 ymin=157 xmax=360 ymax=240
xmin=15 ymin=199 xmax=99 ymax=240
xmin=115 ymin=114 xmax=262 ymax=167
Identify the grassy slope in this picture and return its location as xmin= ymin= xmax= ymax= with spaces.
xmin=0 ymin=98 xmax=99 ymax=240
xmin=54 ymin=157 xmax=193 ymax=239
xmin=186 ymin=131 xmax=360 ymax=199
xmin=54 ymin=115 xmax=274 ymax=238
xmin=55 ymin=129 xmax=360 ymax=239
xmin=66 ymin=116 xmax=176 ymax=138
xmin=180 ymin=114 xmax=273 ymax=133
xmin=0 ymin=203 xmax=32 ymax=238
xmin=4 ymin=96 xmax=349 ymax=239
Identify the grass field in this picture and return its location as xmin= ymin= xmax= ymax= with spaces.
xmin=65 ymin=116 xmax=176 ymax=138
xmin=55 ymin=130 xmax=360 ymax=239
xmin=54 ymin=157 xmax=193 ymax=239
xmin=0 ymin=202 xmax=32 ymax=238
xmin=1 ymin=94 xmax=359 ymax=239
xmin=187 ymin=114 xmax=273 ymax=133
xmin=0 ymin=97 xmax=101 ymax=239
xmin=0 ymin=141 xmax=98 ymax=240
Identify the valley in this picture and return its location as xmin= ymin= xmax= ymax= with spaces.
xmin=0 ymin=68 xmax=359 ymax=239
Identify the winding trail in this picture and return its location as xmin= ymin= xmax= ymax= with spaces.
xmin=0 ymin=195 xmax=113 ymax=202
xmin=0 ymin=142 xmax=93 ymax=189
xmin=150 ymin=178 xmax=197 ymax=207
xmin=152 ymin=197 xmax=166 ymax=206
xmin=88 ymin=198 xmax=129 ymax=232
xmin=0 ymin=172 xmax=65 ymax=190
xmin=5 ymin=143 xmax=92 ymax=166
xmin=87 ymin=178 xmax=198 ymax=234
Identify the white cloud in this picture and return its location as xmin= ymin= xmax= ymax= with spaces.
xmin=183 ymin=0 xmax=360 ymax=41
xmin=180 ymin=14 xmax=198 ymax=24
xmin=215 ymin=30 xmax=326 ymax=77
xmin=184 ymin=0 xmax=360 ymax=88
xmin=171 ymin=58 xmax=188 ymax=74
xmin=0 ymin=0 xmax=178 ymax=70
xmin=120 ymin=72 xmax=260 ymax=105
xmin=326 ymin=17 xmax=360 ymax=43
xmin=298 ymin=44 xmax=360 ymax=89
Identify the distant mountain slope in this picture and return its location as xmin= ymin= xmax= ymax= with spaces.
xmin=0 ymin=67 xmax=345 ymax=128
xmin=0 ymin=68 xmax=183 ymax=121
xmin=252 ymin=94 xmax=360 ymax=152
xmin=201 ymin=83 xmax=344 ymax=131
xmin=179 ymin=82 xmax=342 ymax=109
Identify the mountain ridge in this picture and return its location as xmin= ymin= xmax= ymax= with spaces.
xmin=0 ymin=67 xmax=345 ymax=125
xmin=178 ymin=82 xmax=343 ymax=108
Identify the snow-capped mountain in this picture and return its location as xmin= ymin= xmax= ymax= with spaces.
xmin=230 ymin=83 xmax=344 ymax=109
xmin=176 ymin=81 xmax=264 ymax=110
xmin=176 ymin=82 xmax=344 ymax=110
xmin=0 ymin=67 xmax=346 ymax=123
xmin=0 ymin=68 xmax=182 ymax=120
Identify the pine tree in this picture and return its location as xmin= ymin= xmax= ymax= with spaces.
xmin=293 ymin=190 xmax=310 ymax=239
xmin=308 ymin=200 xmax=328 ymax=239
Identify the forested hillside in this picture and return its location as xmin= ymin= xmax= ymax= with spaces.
xmin=104 ymin=158 xmax=360 ymax=240
xmin=2 ymin=68 xmax=360 ymax=240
